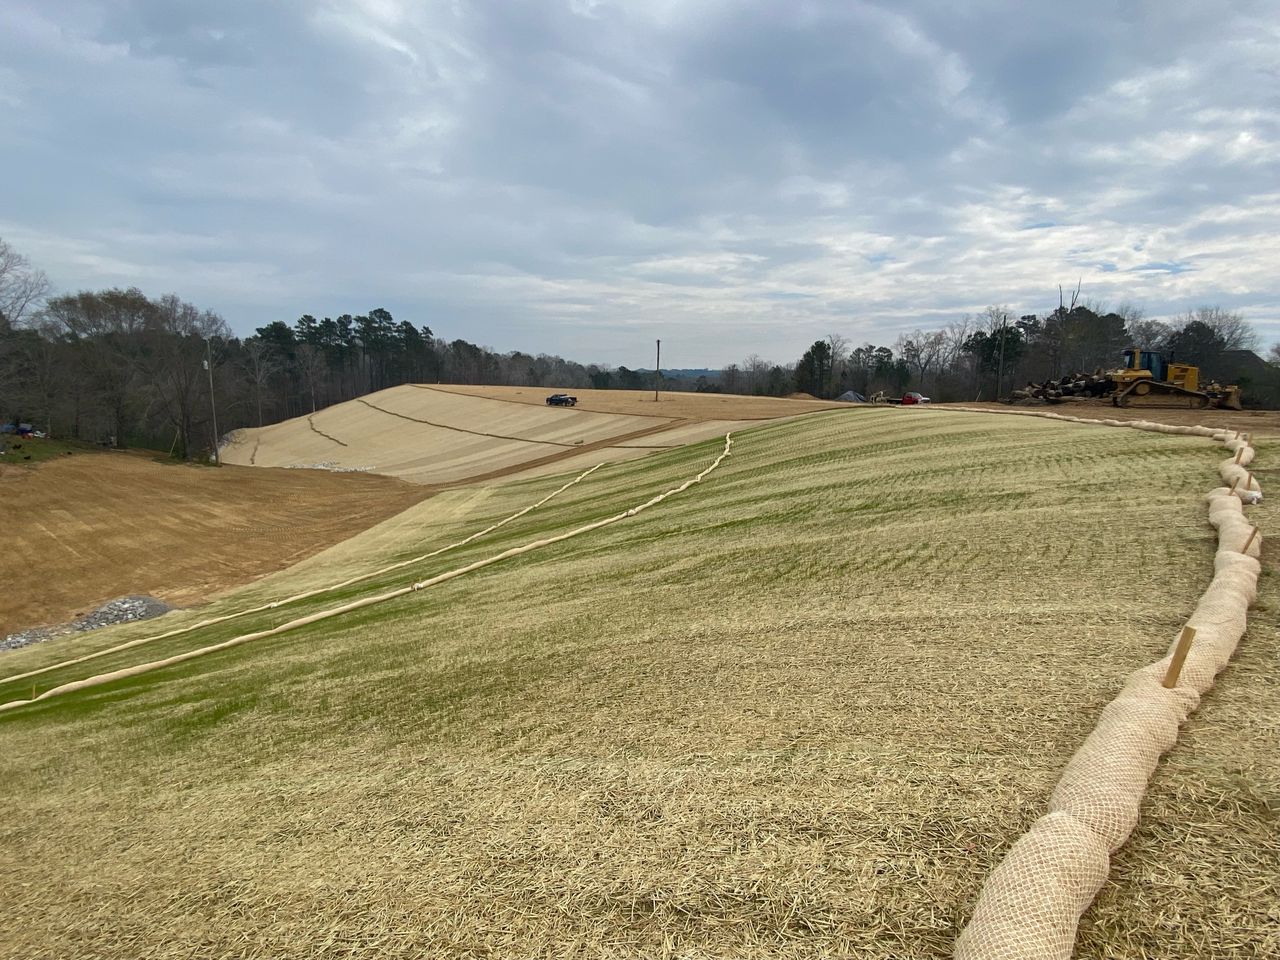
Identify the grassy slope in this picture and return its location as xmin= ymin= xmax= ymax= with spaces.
xmin=0 ymin=408 xmax=1275 ymax=959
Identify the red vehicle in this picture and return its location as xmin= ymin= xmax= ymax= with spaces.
xmin=900 ymin=392 xmax=931 ymax=405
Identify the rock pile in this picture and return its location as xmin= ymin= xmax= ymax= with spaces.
xmin=2 ymin=596 xmax=173 ymax=652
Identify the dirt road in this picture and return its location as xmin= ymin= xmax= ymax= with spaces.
xmin=419 ymin=384 xmax=848 ymax=419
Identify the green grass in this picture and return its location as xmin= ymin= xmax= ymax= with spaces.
xmin=0 ymin=408 xmax=1275 ymax=959
xmin=0 ymin=434 xmax=104 ymax=466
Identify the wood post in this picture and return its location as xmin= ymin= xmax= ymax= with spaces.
xmin=1163 ymin=626 xmax=1197 ymax=689
xmin=1235 ymin=447 xmax=1244 ymax=464
xmin=1242 ymin=526 xmax=1259 ymax=554
xmin=1229 ymin=476 xmax=1240 ymax=492
xmin=1247 ymin=471 xmax=1255 ymax=490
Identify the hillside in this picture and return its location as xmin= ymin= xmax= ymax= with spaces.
xmin=1 ymin=408 xmax=1275 ymax=958
xmin=222 ymin=385 xmax=844 ymax=484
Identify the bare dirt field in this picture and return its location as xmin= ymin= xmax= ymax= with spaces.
xmin=0 ymin=448 xmax=427 ymax=635
xmin=941 ymin=401 xmax=1280 ymax=438
xmin=422 ymin=383 xmax=847 ymax=419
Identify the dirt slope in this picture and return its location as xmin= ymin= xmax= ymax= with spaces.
xmin=0 ymin=451 xmax=427 ymax=635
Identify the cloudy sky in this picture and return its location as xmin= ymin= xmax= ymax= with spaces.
xmin=3 ymin=1 xmax=1278 ymax=366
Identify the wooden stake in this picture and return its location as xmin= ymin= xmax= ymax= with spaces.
xmin=1247 ymin=471 xmax=1255 ymax=490
xmin=1242 ymin=526 xmax=1259 ymax=554
xmin=1163 ymin=626 xmax=1197 ymax=689
xmin=1229 ymin=476 xmax=1240 ymax=492
xmin=1235 ymin=447 xmax=1244 ymax=464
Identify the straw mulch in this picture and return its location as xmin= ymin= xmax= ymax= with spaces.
xmin=1 ymin=410 xmax=1275 ymax=958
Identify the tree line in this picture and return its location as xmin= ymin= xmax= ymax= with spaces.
xmin=724 ymin=298 xmax=1277 ymax=404
xmin=1 ymin=238 xmax=698 ymax=457
xmin=3 ymin=233 xmax=1278 ymax=459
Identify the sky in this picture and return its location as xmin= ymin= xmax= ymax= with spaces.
xmin=2 ymin=1 xmax=1279 ymax=367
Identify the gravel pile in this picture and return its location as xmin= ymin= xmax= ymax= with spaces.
xmin=285 ymin=460 xmax=375 ymax=473
xmin=2 ymin=595 xmax=173 ymax=652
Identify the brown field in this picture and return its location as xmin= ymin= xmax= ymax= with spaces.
xmin=0 ymin=450 xmax=427 ymax=635
xmin=942 ymin=401 xmax=1280 ymax=438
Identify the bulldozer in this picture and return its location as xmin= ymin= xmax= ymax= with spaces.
xmin=1108 ymin=348 xmax=1242 ymax=410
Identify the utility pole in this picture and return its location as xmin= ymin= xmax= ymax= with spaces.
xmin=996 ymin=314 xmax=1007 ymax=401
xmin=204 ymin=337 xmax=221 ymax=465
xmin=654 ymin=339 xmax=661 ymax=402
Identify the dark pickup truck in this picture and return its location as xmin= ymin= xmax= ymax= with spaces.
xmin=545 ymin=393 xmax=578 ymax=407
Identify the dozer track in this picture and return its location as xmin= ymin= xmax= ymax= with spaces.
xmin=1112 ymin=380 xmax=1212 ymax=409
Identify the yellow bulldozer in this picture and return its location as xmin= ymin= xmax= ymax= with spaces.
xmin=1109 ymin=348 xmax=1242 ymax=409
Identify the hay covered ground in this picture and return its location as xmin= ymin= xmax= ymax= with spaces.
xmin=1 ymin=408 xmax=1276 ymax=958
xmin=221 ymin=385 xmax=837 ymax=484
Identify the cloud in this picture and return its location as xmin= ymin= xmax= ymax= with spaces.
xmin=2 ymin=0 xmax=1279 ymax=365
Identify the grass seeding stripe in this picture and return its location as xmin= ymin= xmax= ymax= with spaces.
xmin=0 ymin=464 xmax=607 ymax=689
xmin=0 ymin=435 xmax=733 ymax=714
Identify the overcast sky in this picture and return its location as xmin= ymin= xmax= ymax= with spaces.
xmin=3 ymin=1 xmax=1278 ymax=366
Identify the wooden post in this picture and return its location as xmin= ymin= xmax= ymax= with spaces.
xmin=1242 ymin=526 xmax=1259 ymax=554
xmin=1235 ymin=447 xmax=1244 ymax=464
xmin=1229 ymin=476 xmax=1240 ymax=492
xmin=1163 ymin=626 xmax=1197 ymax=689
xmin=1247 ymin=471 xmax=1255 ymax=490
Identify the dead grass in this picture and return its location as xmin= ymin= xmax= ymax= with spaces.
xmin=0 ymin=409 xmax=1275 ymax=958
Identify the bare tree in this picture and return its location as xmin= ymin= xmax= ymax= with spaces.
xmin=1172 ymin=306 xmax=1259 ymax=352
xmin=825 ymin=333 xmax=850 ymax=395
xmin=143 ymin=294 xmax=230 ymax=459
xmin=742 ymin=354 xmax=770 ymax=394
xmin=295 ymin=343 xmax=327 ymax=413
xmin=896 ymin=329 xmax=946 ymax=392
xmin=1124 ymin=317 xmax=1172 ymax=351
xmin=0 ymin=238 xmax=51 ymax=329
xmin=46 ymin=288 xmax=157 ymax=446
xmin=241 ymin=337 xmax=282 ymax=427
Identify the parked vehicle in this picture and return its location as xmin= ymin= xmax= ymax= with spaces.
xmin=901 ymin=392 xmax=931 ymax=405
xmin=545 ymin=393 xmax=578 ymax=407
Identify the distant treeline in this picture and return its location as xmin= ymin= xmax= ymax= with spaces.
xmin=718 ymin=301 xmax=1278 ymax=405
xmin=0 ymin=285 xmax=702 ymax=457
xmin=3 ymin=236 xmax=1278 ymax=459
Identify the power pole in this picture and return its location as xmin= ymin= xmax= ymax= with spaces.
xmin=204 ymin=337 xmax=221 ymax=465
xmin=654 ymin=339 xmax=661 ymax=402
xmin=996 ymin=314 xmax=1007 ymax=401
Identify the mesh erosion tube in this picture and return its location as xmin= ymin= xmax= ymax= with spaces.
xmin=944 ymin=409 xmax=1263 ymax=960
